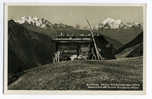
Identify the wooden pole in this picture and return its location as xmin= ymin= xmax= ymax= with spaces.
xmin=86 ymin=19 xmax=103 ymax=60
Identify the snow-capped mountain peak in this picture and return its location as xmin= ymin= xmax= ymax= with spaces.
xmin=99 ymin=17 xmax=142 ymax=29
xmin=102 ymin=17 xmax=122 ymax=29
xmin=15 ymin=16 xmax=51 ymax=28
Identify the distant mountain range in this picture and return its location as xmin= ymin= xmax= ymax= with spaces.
xmin=15 ymin=16 xmax=52 ymax=29
xmin=15 ymin=16 xmax=142 ymax=30
xmin=99 ymin=17 xmax=142 ymax=29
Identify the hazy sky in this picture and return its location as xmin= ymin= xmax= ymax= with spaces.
xmin=8 ymin=6 xmax=143 ymax=27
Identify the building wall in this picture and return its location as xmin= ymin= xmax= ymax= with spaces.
xmin=55 ymin=41 xmax=90 ymax=60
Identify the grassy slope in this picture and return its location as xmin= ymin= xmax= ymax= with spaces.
xmin=8 ymin=57 xmax=143 ymax=90
xmin=104 ymin=35 xmax=123 ymax=49
xmin=115 ymin=32 xmax=143 ymax=58
xmin=100 ymin=28 xmax=142 ymax=44
xmin=115 ymin=43 xmax=142 ymax=58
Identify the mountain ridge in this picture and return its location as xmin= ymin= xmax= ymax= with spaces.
xmin=8 ymin=20 xmax=56 ymax=76
xmin=115 ymin=32 xmax=143 ymax=58
xmin=15 ymin=16 xmax=142 ymax=30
